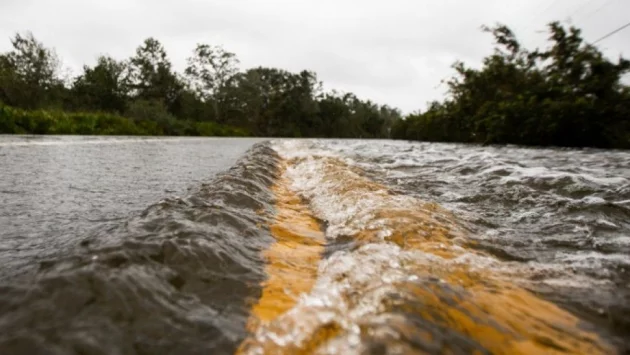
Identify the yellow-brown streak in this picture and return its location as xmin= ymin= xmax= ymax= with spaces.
xmin=320 ymin=158 xmax=614 ymax=354
xmin=237 ymin=156 xmax=614 ymax=354
xmin=237 ymin=163 xmax=327 ymax=354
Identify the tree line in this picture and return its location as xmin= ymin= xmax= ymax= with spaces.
xmin=0 ymin=33 xmax=401 ymax=137
xmin=2 ymin=22 xmax=628 ymax=147
xmin=392 ymin=22 xmax=630 ymax=149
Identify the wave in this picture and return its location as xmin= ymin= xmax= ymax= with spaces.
xmin=237 ymin=140 xmax=615 ymax=354
xmin=0 ymin=139 xmax=627 ymax=354
xmin=0 ymin=142 xmax=279 ymax=354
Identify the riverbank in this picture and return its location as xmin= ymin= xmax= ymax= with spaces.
xmin=0 ymin=104 xmax=249 ymax=137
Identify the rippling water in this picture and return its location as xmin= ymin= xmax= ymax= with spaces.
xmin=0 ymin=136 xmax=264 ymax=280
xmin=0 ymin=137 xmax=628 ymax=354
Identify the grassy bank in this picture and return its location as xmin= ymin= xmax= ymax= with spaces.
xmin=0 ymin=104 xmax=250 ymax=137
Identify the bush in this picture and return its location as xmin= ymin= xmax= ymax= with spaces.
xmin=0 ymin=103 xmax=249 ymax=137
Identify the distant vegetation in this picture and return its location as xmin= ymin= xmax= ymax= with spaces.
xmin=393 ymin=22 xmax=630 ymax=149
xmin=0 ymin=33 xmax=399 ymax=138
xmin=1 ymin=22 xmax=628 ymax=148
xmin=0 ymin=104 xmax=248 ymax=136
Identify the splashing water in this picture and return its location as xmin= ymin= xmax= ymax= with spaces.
xmin=1 ymin=138 xmax=628 ymax=354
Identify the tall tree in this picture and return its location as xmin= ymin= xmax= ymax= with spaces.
xmin=222 ymin=67 xmax=323 ymax=136
xmin=185 ymin=44 xmax=239 ymax=123
xmin=71 ymin=56 xmax=130 ymax=113
xmin=0 ymin=32 xmax=63 ymax=109
xmin=128 ymin=38 xmax=183 ymax=112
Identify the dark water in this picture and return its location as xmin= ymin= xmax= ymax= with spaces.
xmin=0 ymin=136 xmax=264 ymax=280
xmin=0 ymin=137 xmax=628 ymax=354
xmin=0 ymin=136 xmax=273 ymax=354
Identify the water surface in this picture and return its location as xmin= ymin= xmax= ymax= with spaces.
xmin=0 ymin=137 xmax=628 ymax=354
xmin=0 ymin=135 xmax=264 ymax=279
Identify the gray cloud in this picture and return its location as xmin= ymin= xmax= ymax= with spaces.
xmin=1 ymin=0 xmax=628 ymax=113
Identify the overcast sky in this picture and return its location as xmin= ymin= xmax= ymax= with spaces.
xmin=1 ymin=0 xmax=629 ymax=113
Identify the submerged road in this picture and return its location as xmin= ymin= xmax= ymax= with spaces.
xmin=0 ymin=137 xmax=628 ymax=354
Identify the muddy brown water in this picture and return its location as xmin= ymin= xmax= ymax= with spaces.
xmin=0 ymin=136 xmax=628 ymax=354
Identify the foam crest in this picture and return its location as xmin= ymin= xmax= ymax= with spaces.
xmin=244 ymin=140 xmax=615 ymax=354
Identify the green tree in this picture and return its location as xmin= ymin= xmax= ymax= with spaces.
xmin=0 ymin=32 xmax=64 ymax=109
xmin=395 ymin=22 xmax=630 ymax=149
xmin=223 ymin=67 xmax=322 ymax=137
xmin=71 ymin=56 xmax=130 ymax=113
xmin=185 ymin=44 xmax=239 ymax=123
xmin=128 ymin=38 xmax=183 ymax=114
xmin=0 ymin=31 xmax=400 ymax=139
xmin=317 ymin=92 xmax=352 ymax=137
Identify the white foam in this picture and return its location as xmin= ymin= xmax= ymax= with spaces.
xmin=274 ymin=140 xmax=443 ymax=240
xmin=246 ymin=241 xmax=500 ymax=353
xmin=259 ymin=139 xmax=627 ymax=352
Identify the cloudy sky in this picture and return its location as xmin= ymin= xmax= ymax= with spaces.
xmin=1 ymin=0 xmax=629 ymax=113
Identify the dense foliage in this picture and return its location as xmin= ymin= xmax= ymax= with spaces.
xmin=0 ymin=33 xmax=400 ymax=137
xmin=2 ymin=23 xmax=627 ymax=146
xmin=393 ymin=22 xmax=630 ymax=149
xmin=0 ymin=103 xmax=248 ymax=136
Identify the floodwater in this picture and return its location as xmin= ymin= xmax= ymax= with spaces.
xmin=0 ymin=136 xmax=628 ymax=354
xmin=0 ymin=136 xmax=264 ymax=280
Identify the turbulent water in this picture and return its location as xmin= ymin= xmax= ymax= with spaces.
xmin=0 ymin=136 xmax=264 ymax=280
xmin=0 ymin=137 xmax=628 ymax=354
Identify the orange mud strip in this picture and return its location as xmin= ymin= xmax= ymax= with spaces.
xmin=237 ymin=163 xmax=327 ymax=354
xmin=238 ymin=157 xmax=614 ymax=354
